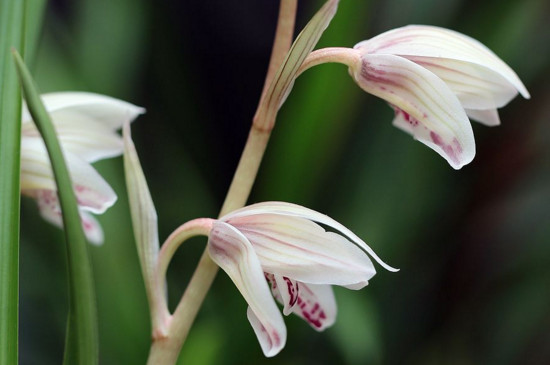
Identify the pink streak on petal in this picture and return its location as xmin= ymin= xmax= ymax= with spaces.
xmin=283 ymin=276 xmax=299 ymax=308
xmin=430 ymin=131 xmax=463 ymax=166
xmin=294 ymin=283 xmax=328 ymax=330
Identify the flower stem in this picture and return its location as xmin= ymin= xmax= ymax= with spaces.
xmin=146 ymin=1 xmax=297 ymax=363
xmin=297 ymin=47 xmax=361 ymax=77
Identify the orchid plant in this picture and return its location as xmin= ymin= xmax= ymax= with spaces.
xmin=3 ymin=0 xmax=530 ymax=364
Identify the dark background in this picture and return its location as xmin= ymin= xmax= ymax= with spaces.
xmin=19 ymin=0 xmax=550 ymax=364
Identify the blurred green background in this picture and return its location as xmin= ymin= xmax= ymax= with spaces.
xmin=18 ymin=0 xmax=550 ymax=364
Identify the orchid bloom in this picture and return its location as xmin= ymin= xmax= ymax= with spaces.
xmin=123 ymin=112 xmax=395 ymax=358
xmin=203 ymin=202 xmax=398 ymax=357
xmin=21 ymin=92 xmax=144 ymax=244
xmin=301 ymin=25 xmax=530 ymax=169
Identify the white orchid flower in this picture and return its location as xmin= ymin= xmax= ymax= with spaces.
xmin=21 ymin=92 xmax=144 ymax=244
xmin=206 ymin=202 xmax=398 ymax=357
xmin=123 ymin=122 xmax=397 ymax=357
xmin=301 ymin=25 xmax=530 ymax=169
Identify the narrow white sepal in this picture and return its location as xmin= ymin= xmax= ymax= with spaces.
xmin=208 ymin=221 xmax=287 ymax=357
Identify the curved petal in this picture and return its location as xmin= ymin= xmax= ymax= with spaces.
xmin=23 ymin=113 xmax=124 ymax=162
xmin=224 ymin=213 xmax=375 ymax=287
xmin=465 ymin=108 xmax=501 ymax=126
xmin=22 ymin=92 xmax=145 ymax=128
xmin=265 ymin=273 xmax=300 ymax=315
xmin=221 ymin=201 xmax=398 ymax=272
xmin=265 ymin=273 xmax=336 ymax=331
xmin=351 ymin=53 xmax=475 ymax=169
xmin=79 ymin=211 xmax=104 ymax=245
xmin=207 ymin=221 xmax=286 ymax=357
xmin=20 ymin=137 xmax=117 ymax=214
xmin=355 ymin=25 xmax=530 ymax=99
xmin=28 ymin=189 xmax=104 ymax=244
xmin=405 ymin=56 xmax=519 ymax=110
xmin=292 ymin=283 xmax=336 ymax=331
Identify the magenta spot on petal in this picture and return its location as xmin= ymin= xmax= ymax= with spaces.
xmin=271 ymin=330 xmax=280 ymax=347
xmin=452 ymin=138 xmax=463 ymax=154
xmin=430 ymin=131 xmax=461 ymax=165
xmin=311 ymin=303 xmax=319 ymax=314
xmin=75 ymin=185 xmax=86 ymax=192
xmin=430 ymin=131 xmax=443 ymax=145
xmin=83 ymin=220 xmax=93 ymax=231
xmin=265 ymin=273 xmax=276 ymax=289
xmin=293 ymin=284 xmax=328 ymax=329
xmin=393 ymin=107 xmax=419 ymax=127
xmin=283 ymin=277 xmax=298 ymax=307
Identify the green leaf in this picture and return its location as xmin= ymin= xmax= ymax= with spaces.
xmin=12 ymin=49 xmax=99 ymax=365
xmin=0 ymin=1 xmax=25 ymax=363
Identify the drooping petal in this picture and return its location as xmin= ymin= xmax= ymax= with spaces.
xmin=224 ymin=213 xmax=375 ymax=288
xmin=265 ymin=274 xmax=337 ymax=331
xmin=405 ymin=56 xmax=519 ymax=110
xmin=22 ymin=92 xmax=145 ymax=129
xmin=31 ymin=189 xmax=104 ymax=244
xmin=79 ymin=211 xmax=104 ymax=245
xmin=355 ymin=25 xmax=530 ymax=99
xmin=265 ymin=273 xmax=300 ymax=315
xmin=291 ymin=283 xmax=336 ymax=331
xmin=465 ymin=108 xmax=501 ymax=126
xmin=21 ymin=137 xmax=117 ymax=214
xmin=350 ymin=53 xmax=475 ymax=169
xmin=208 ymin=221 xmax=286 ymax=357
xmin=222 ymin=201 xmax=398 ymax=273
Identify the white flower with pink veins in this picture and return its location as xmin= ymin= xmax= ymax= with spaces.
xmin=21 ymin=92 xmax=144 ymax=244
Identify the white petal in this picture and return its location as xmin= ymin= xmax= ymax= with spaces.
xmin=79 ymin=211 xmax=104 ymax=245
xmin=265 ymin=273 xmax=300 ymax=316
xmin=291 ymin=283 xmax=336 ymax=331
xmin=351 ymin=53 xmax=475 ymax=169
xmin=22 ymin=92 xmax=145 ymax=129
xmin=355 ymin=25 xmax=530 ymax=99
xmin=224 ymin=213 xmax=375 ymax=287
xmin=208 ymin=222 xmax=286 ymax=357
xmin=20 ymin=137 xmax=117 ymax=214
xmin=405 ymin=56 xmax=519 ymax=110
xmin=29 ymin=189 xmax=104 ymax=244
xmin=465 ymin=108 xmax=501 ymax=126
xmin=222 ymin=202 xmax=398 ymax=273
xmin=266 ymin=275 xmax=336 ymax=330
xmin=23 ymin=112 xmax=124 ymax=163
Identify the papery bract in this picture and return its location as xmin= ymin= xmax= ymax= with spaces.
xmin=21 ymin=92 xmax=144 ymax=244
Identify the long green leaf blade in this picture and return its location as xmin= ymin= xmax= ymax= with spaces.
xmin=0 ymin=1 xmax=25 ymax=363
xmin=12 ymin=49 xmax=99 ymax=365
